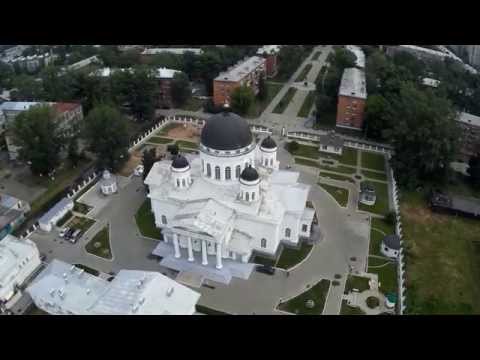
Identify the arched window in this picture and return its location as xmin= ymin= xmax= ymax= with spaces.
xmin=264 ymin=158 xmax=268 ymax=166
xmin=245 ymin=162 xmax=249 ymax=169
xmin=207 ymin=163 xmax=211 ymax=178
xmin=285 ymin=228 xmax=291 ymax=238
xmin=251 ymin=192 xmax=255 ymax=200
xmin=215 ymin=166 xmax=221 ymax=180
xmin=270 ymin=158 xmax=273 ymax=166
xmin=245 ymin=192 xmax=250 ymax=201
xmin=176 ymin=179 xmax=180 ymax=187
xmin=225 ymin=167 xmax=231 ymax=180
xmin=161 ymin=215 xmax=167 ymax=225
xmin=182 ymin=179 xmax=186 ymax=187
xmin=236 ymin=165 xmax=241 ymax=178
xmin=261 ymin=238 xmax=267 ymax=248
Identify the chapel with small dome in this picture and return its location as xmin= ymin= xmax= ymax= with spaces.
xmin=144 ymin=109 xmax=315 ymax=273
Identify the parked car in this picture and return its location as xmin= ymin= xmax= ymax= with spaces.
xmin=59 ymin=227 xmax=70 ymax=238
xmin=64 ymin=228 xmax=75 ymax=240
xmin=70 ymin=229 xmax=82 ymax=243
xmin=256 ymin=265 xmax=276 ymax=275
xmin=134 ymin=165 xmax=144 ymax=177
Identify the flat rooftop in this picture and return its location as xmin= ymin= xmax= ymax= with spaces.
xmin=457 ymin=112 xmax=480 ymax=128
xmin=257 ymin=45 xmax=281 ymax=55
xmin=422 ymin=77 xmax=441 ymax=88
xmin=215 ymin=56 xmax=265 ymax=82
xmin=345 ymin=45 xmax=365 ymax=68
xmin=142 ymin=48 xmax=203 ymax=55
xmin=339 ymin=67 xmax=367 ymax=99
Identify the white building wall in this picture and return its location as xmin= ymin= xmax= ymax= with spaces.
xmin=282 ymin=212 xmax=301 ymax=245
xmin=200 ymin=151 xmax=256 ymax=183
xmin=234 ymin=217 xmax=280 ymax=255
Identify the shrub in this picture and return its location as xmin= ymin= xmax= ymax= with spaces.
xmin=385 ymin=211 xmax=397 ymax=226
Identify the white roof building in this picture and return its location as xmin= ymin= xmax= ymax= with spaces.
xmin=339 ymin=68 xmax=367 ymax=99
xmin=155 ymin=67 xmax=181 ymax=79
xmin=142 ymin=48 xmax=203 ymax=56
xmin=27 ymin=259 xmax=200 ymax=315
xmin=214 ymin=56 xmax=266 ymax=82
xmin=0 ymin=235 xmax=41 ymax=303
xmin=422 ymin=77 xmax=441 ymax=88
xmin=345 ymin=45 xmax=365 ymax=68
xmin=257 ymin=45 xmax=281 ymax=55
xmin=457 ymin=112 xmax=480 ymax=128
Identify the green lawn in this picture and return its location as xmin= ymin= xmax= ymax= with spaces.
xmin=361 ymin=152 xmax=386 ymax=171
xmin=69 ymin=216 xmax=95 ymax=234
xmin=288 ymin=143 xmax=320 ymax=159
xmin=175 ymin=140 xmax=199 ymax=149
xmin=319 ymin=164 xmax=356 ymax=174
xmin=314 ymin=66 xmax=327 ymax=85
xmin=180 ymin=97 xmax=204 ymax=111
xmin=276 ymin=242 xmax=314 ymax=270
xmin=297 ymin=91 xmax=316 ymax=118
xmin=135 ymin=200 xmax=163 ymax=240
xmin=273 ymin=88 xmax=297 ymax=114
xmin=74 ymin=263 xmax=100 ymax=276
xmin=295 ymin=158 xmax=319 ymax=168
xmin=85 ymin=225 xmax=112 ymax=260
xmin=73 ymin=202 xmax=92 ymax=215
xmin=278 ymin=279 xmax=331 ymax=315
xmin=56 ymin=211 xmax=73 ymax=228
xmin=74 ymin=180 xmax=97 ymax=201
xmin=319 ymin=183 xmax=349 ymax=207
xmin=344 ymin=275 xmax=370 ymax=294
xmin=370 ymin=218 xmax=395 ymax=256
xmin=340 ymin=300 xmax=366 ymax=315
xmin=296 ymin=63 xmax=313 ymax=82
xmin=312 ymin=51 xmax=321 ymax=61
xmin=148 ymin=136 xmax=174 ymax=144
xmin=358 ymin=181 xmax=390 ymax=216
xmin=401 ymin=190 xmax=480 ymax=314
xmin=247 ymin=82 xmax=283 ymax=118
xmin=368 ymin=260 xmax=397 ymax=295
xmin=339 ymin=148 xmax=358 ymax=166
xmin=253 ymin=254 xmax=277 ymax=267
xmin=361 ymin=170 xmax=388 ymax=181
xmin=319 ymin=172 xmax=355 ymax=183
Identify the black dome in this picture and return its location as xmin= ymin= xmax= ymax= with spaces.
xmin=201 ymin=111 xmax=252 ymax=151
xmin=261 ymin=136 xmax=277 ymax=149
xmin=171 ymin=154 xmax=189 ymax=169
xmin=240 ymin=165 xmax=259 ymax=182
xmin=383 ymin=234 xmax=400 ymax=250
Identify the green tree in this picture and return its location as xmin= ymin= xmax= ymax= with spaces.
xmin=230 ymin=85 xmax=255 ymax=115
xmin=287 ymin=141 xmax=299 ymax=153
xmin=11 ymin=74 xmax=44 ymax=101
xmin=67 ymin=137 xmax=81 ymax=167
xmin=364 ymin=94 xmax=393 ymax=140
xmin=170 ymin=72 xmax=191 ymax=107
xmin=468 ymin=153 xmax=480 ymax=189
xmin=82 ymin=105 xmax=130 ymax=171
xmin=0 ymin=62 xmax=14 ymax=90
xmin=257 ymin=74 xmax=267 ymax=101
xmin=10 ymin=105 xmax=65 ymax=175
xmin=41 ymin=66 xmax=76 ymax=101
xmin=142 ymin=148 xmax=158 ymax=180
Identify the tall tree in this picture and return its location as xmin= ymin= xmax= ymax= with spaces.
xmin=10 ymin=105 xmax=65 ymax=175
xmin=364 ymin=94 xmax=393 ymax=140
xmin=230 ymin=85 xmax=255 ymax=115
xmin=142 ymin=148 xmax=158 ymax=180
xmin=11 ymin=74 xmax=44 ymax=101
xmin=82 ymin=105 xmax=130 ymax=171
xmin=170 ymin=72 xmax=191 ymax=107
xmin=257 ymin=74 xmax=267 ymax=101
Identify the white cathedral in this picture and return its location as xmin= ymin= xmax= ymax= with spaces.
xmin=144 ymin=110 xmax=315 ymax=271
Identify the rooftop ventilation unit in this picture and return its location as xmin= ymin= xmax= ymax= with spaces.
xmin=166 ymin=286 xmax=174 ymax=297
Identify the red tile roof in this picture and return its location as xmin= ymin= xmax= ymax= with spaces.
xmin=53 ymin=102 xmax=81 ymax=114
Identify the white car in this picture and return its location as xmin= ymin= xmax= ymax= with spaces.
xmin=134 ymin=165 xmax=144 ymax=176
xmin=59 ymin=227 xmax=69 ymax=238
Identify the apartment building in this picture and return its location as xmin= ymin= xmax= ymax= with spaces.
xmin=456 ymin=112 xmax=480 ymax=160
xmin=336 ymin=67 xmax=367 ymax=130
xmin=257 ymin=45 xmax=280 ymax=78
xmin=213 ymin=56 xmax=266 ymax=106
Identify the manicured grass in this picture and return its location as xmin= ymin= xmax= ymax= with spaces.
xmin=295 ymin=157 xmax=319 ymax=168
xmin=253 ymin=255 xmax=277 ymax=267
xmin=135 ymin=200 xmax=163 ymax=240
xmin=273 ymin=88 xmax=297 ymax=114
xmin=368 ymin=256 xmax=391 ymax=267
xmin=288 ymin=143 xmax=320 ymax=159
xmin=85 ymin=225 xmax=112 ymax=260
xmin=358 ymin=181 xmax=390 ymax=216
xmin=56 ymin=211 xmax=73 ymax=228
xmin=296 ymin=63 xmax=313 ymax=82
xmin=276 ymin=242 xmax=314 ymax=270
xmin=175 ymin=140 xmax=199 ymax=149
xmin=69 ymin=216 xmax=95 ymax=234
xmin=148 ymin=136 xmax=174 ymax=144
xmin=180 ymin=97 xmax=204 ymax=111
xmin=361 ymin=152 xmax=386 ymax=171
xmin=319 ymin=172 xmax=355 ymax=183
xmin=247 ymin=82 xmax=283 ymax=118
xmin=74 ymin=263 xmax=100 ymax=276
xmin=297 ymin=91 xmax=316 ymax=118
xmin=314 ymin=66 xmax=327 ymax=85
xmin=340 ymin=300 xmax=365 ymax=315
xmin=368 ymin=260 xmax=397 ymax=295
xmin=344 ymin=275 xmax=370 ymax=294
xmin=370 ymin=218 xmax=395 ymax=256
xmin=361 ymin=170 xmax=387 ymax=181
xmin=312 ymin=51 xmax=321 ymax=61
xmin=319 ymin=164 xmax=356 ymax=174
xmin=401 ymin=190 xmax=480 ymax=314
xmin=278 ymin=279 xmax=331 ymax=315
xmin=73 ymin=202 xmax=92 ymax=215
xmin=319 ymin=183 xmax=349 ymax=207
xmin=339 ymin=148 xmax=358 ymax=166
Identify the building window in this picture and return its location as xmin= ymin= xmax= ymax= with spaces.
xmin=207 ymin=163 xmax=211 ymax=177
xmin=236 ymin=165 xmax=241 ymax=178
xmin=252 ymin=192 xmax=255 ymax=200
xmin=245 ymin=192 xmax=250 ymax=201
xmin=215 ymin=166 xmax=221 ymax=180
xmin=225 ymin=167 xmax=231 ymax=180
xmin=176 ymin=179 xmax=180 ymax=187
xmin=182 ymin=179 xmax=186 ymax=187
xmin=270 ymin=158 xmax=273 ymax=166
xmin=322 ymin=145 xmax=328 ymax=150
xmin=161 ymin=215 xmax=167 ymax=225
xmin=285 ymin=228 xmax=291 ymax=238
xmin=261 ymin=238 xmax=267 ymax=248
xmin=302 ymin=224 xmax=308 ymax=232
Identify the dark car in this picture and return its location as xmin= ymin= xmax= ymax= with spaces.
xmin=64 ymin=228 xmax=75 ymax=240
xmin=256 ymin=265 xmax=276 ymax=275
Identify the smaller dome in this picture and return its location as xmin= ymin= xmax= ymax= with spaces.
xmin=171 ymin=155 xmax=189 ymax=169
xmin=261 ymin=136 xmax=277 ymax=149
xmin=383 ymin=234 xmax=400 ymax=250
xmin=240 ymin=165 xmax=259 ymax=182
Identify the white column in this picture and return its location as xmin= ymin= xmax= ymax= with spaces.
xmin=216 ymin=242 xmax=223 ymax=270
xmin=187 ymin=237 xmax=194 ymax=262
xmin=173 ymin=233 xmax=181 ymax=259
xmin=201 ymin=240 xmax=208 ymax=266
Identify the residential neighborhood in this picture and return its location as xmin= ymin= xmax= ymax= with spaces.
xmin=1 ymin=44 xmax=480 ymax=316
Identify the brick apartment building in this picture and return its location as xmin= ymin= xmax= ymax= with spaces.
xmin=456 ymin=112 xmax=480 ymax=160
xmin=213 ymin=56 xmax=266 ymax=107
xmin=336 ymin=67 xmax=367 ymax=130
xmin=256 ymin=45 xmax=280 ymax=78
xmin=154 ymin=67 xmax=182 ymax=109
